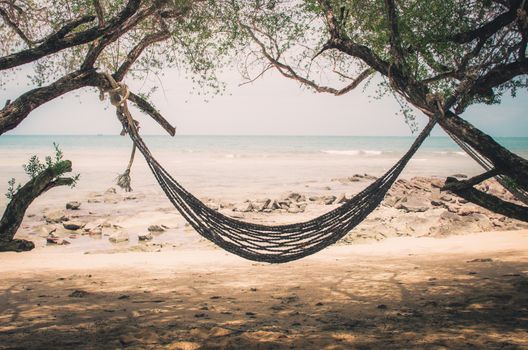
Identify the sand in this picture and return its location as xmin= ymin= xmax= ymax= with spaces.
xmin=1 ymin=230 xmax=527 ymax=349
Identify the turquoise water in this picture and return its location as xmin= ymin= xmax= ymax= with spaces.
xmin=1 ymin=135 xmax=528 ymax=158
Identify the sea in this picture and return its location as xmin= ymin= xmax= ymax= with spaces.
xmin=1 ymin=135 xmax=527 ymax=208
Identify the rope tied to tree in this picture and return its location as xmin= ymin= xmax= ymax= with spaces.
xmin=99 ymin=72 xmax=137 ymax=192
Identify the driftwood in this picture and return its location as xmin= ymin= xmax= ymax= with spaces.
xmin=0 ymin=160 xmax=75 ymax=252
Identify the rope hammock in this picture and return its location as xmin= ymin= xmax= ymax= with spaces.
xmin=102 ymin=73 xmax=527 ymax=263
xmin=446 ymin=131 xmax=528 ymax=205
xmin=101 ymin=73 xmax=438 ymax=263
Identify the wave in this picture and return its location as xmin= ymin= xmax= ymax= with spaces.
xmin=433 ymin=151 xmax=468 ymax=157
xmin=322 ymin=149 xmax=383 ymax=156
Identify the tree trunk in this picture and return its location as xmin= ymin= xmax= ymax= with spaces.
xmin=439 ymin=111 xmax=528 ymax=191
xmin=443 ymin=177 xmax=528 ymax=222
xmin=0 ymin=160 xmax=74 ymax=252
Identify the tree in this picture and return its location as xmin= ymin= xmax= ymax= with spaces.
xmin=0 ymin=0 xmax=238 ymax=243
xmin=227 ymin=0 xmax=528 ymax=202
xmin=0 ymin=0 xmax=234 ymax=136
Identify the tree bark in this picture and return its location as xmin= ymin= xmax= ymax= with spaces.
xmin=0 ymin=160 xmax=74 ymax=252
xmin=439 ymin=111 xmax=528 ymax=191
xmin=443 ymin=177 xmax=528 ymax=222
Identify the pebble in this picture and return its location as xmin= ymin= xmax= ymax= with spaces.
xmin=63 ymin=221 xmax=85 ymax=230
xmin=109 ymin=232 xmax=129 ymax=243
xmin=148 ymin=225 xmax=165 ymax=232
xmin=65 ymin=201 xmax=81 ymax=210
xmin=138 ymin=233 xmax=154 ymax=241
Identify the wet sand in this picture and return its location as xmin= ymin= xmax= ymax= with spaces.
xmin=1 ymin=230 xmax=527 ymax=349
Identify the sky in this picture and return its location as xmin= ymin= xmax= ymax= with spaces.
xmin=3 ymin=66 xmax=528 ymax=137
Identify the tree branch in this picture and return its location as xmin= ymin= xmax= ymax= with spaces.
xmin=127 ymin=92 xmax=176 ymax=136
xmin=0 ymin=0 xmax=142 ymax=71
xmin=0 ymin=7 xmax=33 ymax=47
xmin=92 ymin=0 xmax=105 ymax=27
xmin=384 ymin=0 xmax=406 ymax=66
xmin=443 ymin=176 xmax=528 ymax=222
xmin=244 ymin=24 xmax=374 ymax=96
xmin=114 ymin=30 xmax=171 ymax=81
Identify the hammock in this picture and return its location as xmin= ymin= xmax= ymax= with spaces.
xmin=121 ymin=111 xmax=437 ymax=263
xmin=446 ymin=131 xmax=528 ymax=205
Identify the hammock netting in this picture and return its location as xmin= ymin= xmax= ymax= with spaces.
xmin=105 ymin=70 xmax=525 ymax=263
xmin=123 ymin=116 xmax=438 ymax=263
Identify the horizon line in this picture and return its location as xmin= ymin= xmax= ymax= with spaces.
xmin=3 ymin=133 xmax=528 ymax=138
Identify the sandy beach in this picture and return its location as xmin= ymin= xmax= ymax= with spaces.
xmin=1 ymin=231 xmax=527 ymax=349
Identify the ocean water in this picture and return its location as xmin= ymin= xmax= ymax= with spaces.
xmin=2 ymin=135 xmax=528 ymax=157
xmin=1 ymin=135 xmax=527 ymax=208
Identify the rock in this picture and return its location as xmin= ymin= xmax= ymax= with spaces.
xmin=210 ymin=327 xmax=233 ymax=337
xmin=270 ymin=200 xmax=280 ymax=210
xmin=148 ymin=225 xmax=165 ymax=232
xmin=234 ymin=202 xmax=253 ymax=212
xmin=63 ymin=221 xmax=85 ymax=230
xmin=285 ymin=192 xmax=304 ymax=202
xmin=336 ymin=193 xmax=347 ymax=204
xmin=119 ymin=335 xmax=136 ymax=346
xmin=206 ymin=202 xmax=220 ymax=211
xmin=396 ymin=198 xmax=429 ymax=213
xmin=452 ymin=173 xmax=468 ymax=179
xmin=440 ymin=194 xmax=454 ymax=202
xmin=69 ymin=289 xmax=90 ymax=298
xmin=65 ymin=201 xmax=81 ymax=210
xmin=309 ymin=195 xmax=323 ymax=202
xmin=45 ymin=210 xmax=68 ymax=223
xmin=46 ymin=235 xmax=70 ymax=245
xmin=109 ymin=232 xmax=129 ymax=243
xmin=467 ymin=258 xmax=493 ymax=263
xmin=252 ymin=200 xmax=269 ymax=212
xmin=323 ymin=195 xmax=336 ymax=205
xmin=430 ymin=200 xmax=444 ymax=207
xmin=278 ymin=201 xmax=290 ymax=209
xmin=88 ymin=227 xmax=102 ymax=235
xmin=105 ymin=187 xmax=117 ymax=194
xmin=288 ymin=205 xmax=302 ymax=214
xmin=138 ymin=233 xmax=153 ymax=241
xmin=40 ymin=226 xmax=57 ymax=237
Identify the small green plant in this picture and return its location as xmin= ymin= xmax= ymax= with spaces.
xmin=5 ymin=178 xmax=21 ymax=200
xmin=5 ymin=143 xmax=80 ymax=200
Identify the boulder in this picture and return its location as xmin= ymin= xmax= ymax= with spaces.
xmin=45 ymin=210 xmax=68 ymax=223
xmin=66 ymin=201 xmax=81 ymax=210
